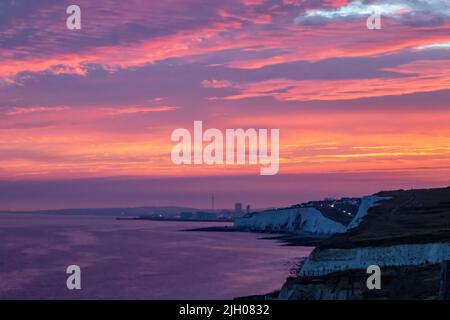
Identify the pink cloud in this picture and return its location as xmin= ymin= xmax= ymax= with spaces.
xmin=242 ymin=0 xmax=265 ymax=6
xmin=0 ymin=20 xmax=243 ymax=79
xmin=103 ymin=106 xmax=178 ymax=115
xmin=201 ymin=79 xmax=234 ymax=88
xmin=5 ymin=106 xmax=69 ymax=116
xmin=222 ymin=60 xmax=450 ymax=101
xmin=1 ymin=5 xmax=449 ymax=81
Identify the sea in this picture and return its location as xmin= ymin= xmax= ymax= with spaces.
xmin=0 ymin=213 xmax=313 ymax=299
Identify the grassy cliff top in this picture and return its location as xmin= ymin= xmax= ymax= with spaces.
xmin=320 ymin=187 xmax=450 ymax=249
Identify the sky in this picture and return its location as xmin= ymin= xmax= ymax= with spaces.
xmin=0 ymin=0 xmax=449 ymax=210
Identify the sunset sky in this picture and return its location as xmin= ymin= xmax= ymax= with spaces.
xmin=0 ymin=0 xmax=449 ymax=210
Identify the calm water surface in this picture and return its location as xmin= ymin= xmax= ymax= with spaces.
xmin=0 ymin=213 xmax=313 ymax=299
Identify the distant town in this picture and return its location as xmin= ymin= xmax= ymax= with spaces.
xmin=133 ymin=197 xmax=361 ymax=224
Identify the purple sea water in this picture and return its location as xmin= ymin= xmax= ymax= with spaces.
xmin=0 ymin=213 xmax=313 ymax=299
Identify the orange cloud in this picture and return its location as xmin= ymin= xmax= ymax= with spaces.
xmin=1 ymin=104 xmax=450 ymax=179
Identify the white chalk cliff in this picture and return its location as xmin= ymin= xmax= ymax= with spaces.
xmin=234 ymin=207 xmax=347 ymax=235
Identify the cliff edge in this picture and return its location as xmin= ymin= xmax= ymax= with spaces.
xmin=279 ymin=187 xmax=450 ymax=300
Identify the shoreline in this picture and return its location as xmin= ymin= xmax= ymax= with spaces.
xmin=183 ymin=225 xmax=326 ymax=247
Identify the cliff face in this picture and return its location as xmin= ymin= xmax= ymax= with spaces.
xmin=299 ymin=243 xmax=450 ymax=277
xmin=234 ymin=207 xmax=347 ymax=235
xmin=279 ymin=187 xmax=450 ymax=300
xmin=346 ymin=195 xmax=387 ymax=230
xmin=279 ymin=263 xmax=442 ymax=300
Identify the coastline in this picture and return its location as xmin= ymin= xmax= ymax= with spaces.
xmin=183 ymin=226 xmax=326 ymax=247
